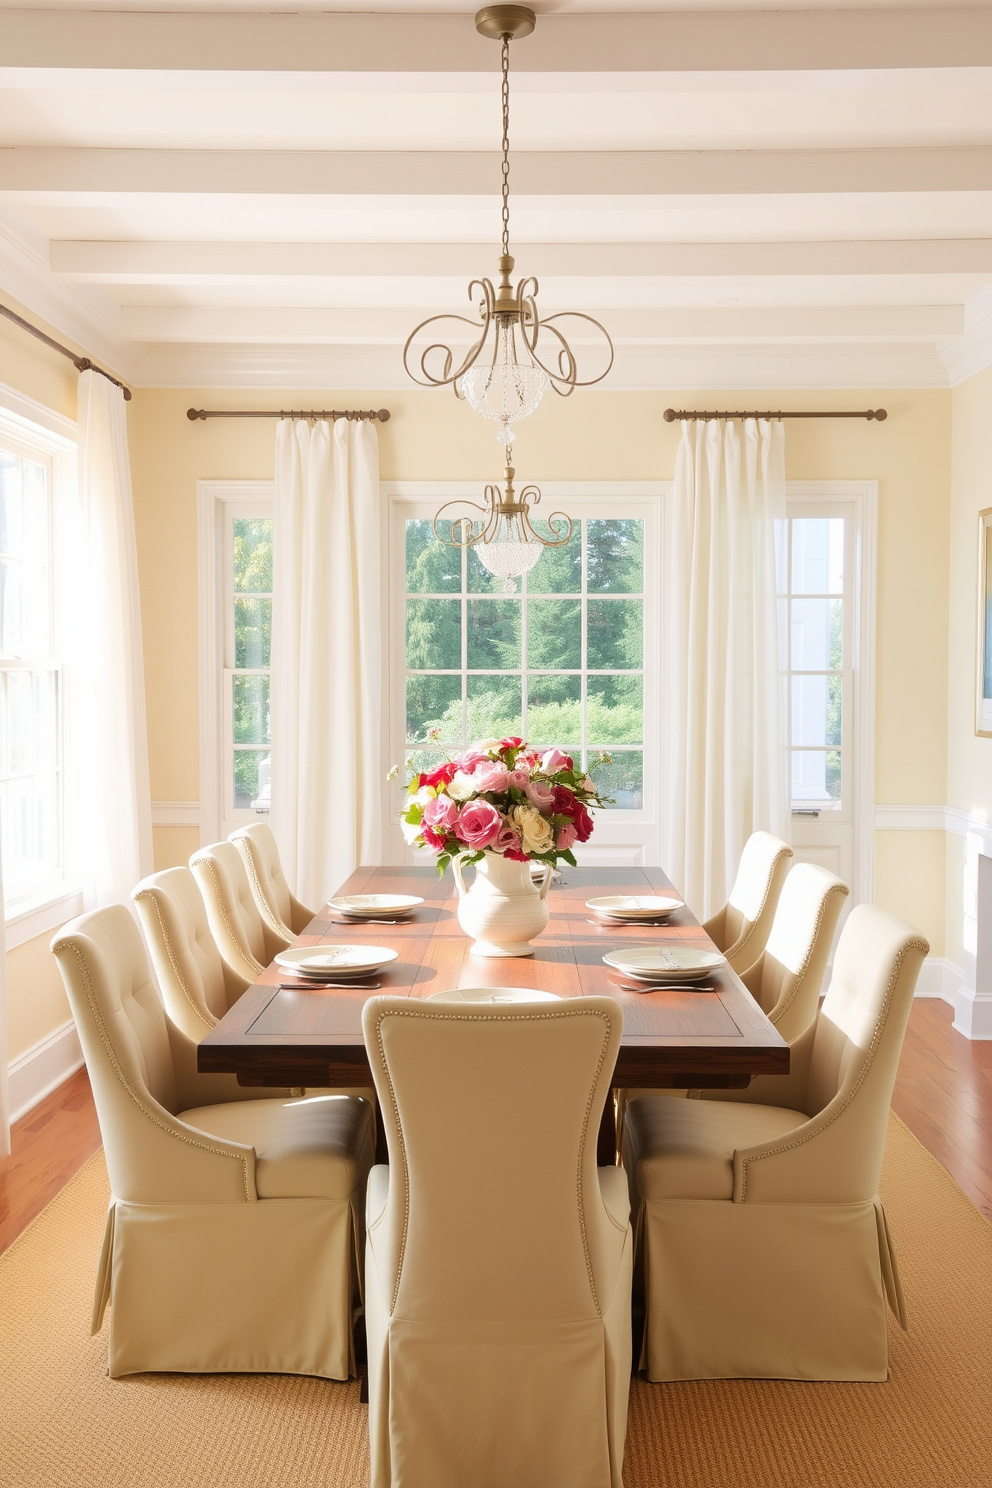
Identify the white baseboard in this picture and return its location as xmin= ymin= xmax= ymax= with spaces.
xmin=6 ymin=1019 xmax=84 ymax=1124
xmin=953 ymin=986 xmax=992 ymax=1040
xmin=914 ymin=956 xmax=963 ymax=1006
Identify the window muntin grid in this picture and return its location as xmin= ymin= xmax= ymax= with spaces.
xmin=227 ymin=514 xmax=272 ymax=812
xmin=783 ymin=515 xmax=847 ymax=812
xmin=404 ymin=517 xmax=646 ymax=808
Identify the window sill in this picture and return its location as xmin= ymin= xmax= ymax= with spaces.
xmin=5 ymin=885 xmax=84 ymax=951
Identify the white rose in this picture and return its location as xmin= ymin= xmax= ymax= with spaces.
xmin=447 ymin=770 xmax=477 ymax=801
xmin=401 ymin=817 xmax=423 ymax=845
xmin=510 ymin=803 xmax=554 ymax=855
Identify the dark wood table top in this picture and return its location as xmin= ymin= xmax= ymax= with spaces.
xmin=198 ymin=864 xmax=789 ymax=1092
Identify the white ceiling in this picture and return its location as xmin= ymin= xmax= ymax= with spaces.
xmin=1 ymin=4 xmax=991 ymax=390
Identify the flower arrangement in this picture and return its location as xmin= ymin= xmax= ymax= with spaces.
xmin=392 ymin=735 xmax=612 ymax=876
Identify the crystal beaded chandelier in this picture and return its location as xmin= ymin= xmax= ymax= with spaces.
xmin=403 ymin=5 xmax=614 ymax=455
xmin=433 ymin=465 xmax=573 ymax=592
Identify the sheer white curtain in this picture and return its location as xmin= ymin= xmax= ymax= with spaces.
xmin=662 ymin=417 xmax=789 ymax=919
xmin=270 ymin=418 xmax=382 ymax=908
xmin=65 ymin=370 xmax=153 ymax=908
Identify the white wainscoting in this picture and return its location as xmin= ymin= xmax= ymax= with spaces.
xmin=151 ymin=800 xmax=200 ymax=828
xmin=874 ymin=803 xmax=992 ymax=1038
xmin=6 ymin=1020 xmax=84 ymax=1125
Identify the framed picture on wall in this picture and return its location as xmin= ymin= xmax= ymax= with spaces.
xmin=978 ymin=507 xmax=992 ymax=737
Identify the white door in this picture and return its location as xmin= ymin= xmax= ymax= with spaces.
xmin=782 ymin=483 xmax=876 ymax=910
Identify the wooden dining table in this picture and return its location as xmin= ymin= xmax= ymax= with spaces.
xmin=198 ymin=864 xmax=789 ymax=1162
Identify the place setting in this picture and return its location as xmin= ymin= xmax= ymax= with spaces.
xmin=326 ymin=892 xmax=425 ymax=926
xmin=585 ymin=893 xmax=685 ymax=929
xmin=602 ymin=944 xmax=726 ymax=994
xmin=274 ymin=943 xmax=399 ymax=991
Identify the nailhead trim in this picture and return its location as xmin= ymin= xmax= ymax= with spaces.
xmin=132 ymin=889 xmax=215 ymax=1035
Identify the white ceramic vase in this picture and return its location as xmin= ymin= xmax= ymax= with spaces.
xmin=452 ymin=853 xmax=552 ymax=958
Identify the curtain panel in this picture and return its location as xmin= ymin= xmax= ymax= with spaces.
xmin=65 ymin=370 xmax=153 ymax=910
xmin=662 ymin=418 xmax=789 ymax=920
xmin=270 ymin=418 xmax=382 ymax=908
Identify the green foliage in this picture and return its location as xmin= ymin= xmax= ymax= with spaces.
xmin=587 ymin=520 xmax=643 ymax=594
xmin=406 ymin=519 xmax=461 ymax=594
xmin=527 ymin=519 xmax=582 ymax=594
xmin=233 ymin=675 xmax=269 ymax=743
xmin=467 ymin=599 xmax=521 ymax=668
xmin=233 ymin=518 xmax=272 ymax=592
xmin=528 ymin=599 xmax=580 ymax=668
xmin=406 ymin=598 xmax=461 ymax=670
xmin=587 ymin=599 xmax=643 ymax=669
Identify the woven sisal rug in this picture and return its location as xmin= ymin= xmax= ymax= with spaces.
xmin=1 ymin=1113 xmax=989 ymax=1488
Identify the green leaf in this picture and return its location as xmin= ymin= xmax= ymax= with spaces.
xmin=560 ymin=849 xmax=577 ymax=868
xmin=436 ymin=853 xmax=451 ymax=878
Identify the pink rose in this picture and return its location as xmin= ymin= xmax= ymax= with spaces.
xmin=556 ymin=821 xmax=578 ymax=851
xmin=472 ymin=761 xmax=510 ymax=795
xmin=525 ymin=778 xmax=556 ymax=811
xmin=493 ymin=822 xmax=523 ymax=856
xmin=454 ymin=799 xmax=503 ymax=850
xmin=422 ymin=794 xmax=459 ymax=832
xmin=423 ymin=825 xmax=450 ymax=853
xmin=455 ymin=748 xmax=489 ymax=772
xmin=506 ymin=768 xmax=530 ymax=789
xmin=541 ymin=748 xmax=573 ymax=775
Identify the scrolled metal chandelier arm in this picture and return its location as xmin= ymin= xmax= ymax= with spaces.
xmin=518 ymin=486 xmax=573 ymax=547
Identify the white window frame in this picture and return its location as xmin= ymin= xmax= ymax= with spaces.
xmin=384 ymin=482 xmax=664 ymax=868
xmin=785 ymin=481 xmax=877 ymax=907
xmin=197 ymin=480 xmax=274 ymax=845
xmin=0 ymin=385 xmax=80 ymax=945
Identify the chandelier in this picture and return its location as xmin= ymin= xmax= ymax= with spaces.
xmin=403 ymin=5 xmax=614 ymax=454
xmin=433 ymin=465 xmax=573 ymax=592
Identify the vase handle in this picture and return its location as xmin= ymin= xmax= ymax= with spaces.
xmin=452 ymin=853 xmax=467 ymax=899
xmin=536 ymin=863 xmax=553 ymax=900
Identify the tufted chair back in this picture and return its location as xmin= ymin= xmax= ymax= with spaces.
xmin=190 ymin=841 xmax=291 ymax=983
xmin=703 ymin=831 xmax=794 ymax=973
xmin=740 ymin=862 xmax=848 ymax=1043
xmin=132 ymin=866 xmax=250 ymax=1041
xmin=228 ymin=823 xmax=314 ymax=938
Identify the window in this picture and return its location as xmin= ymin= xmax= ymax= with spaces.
xmin=388 ymin=485 xmax=662 ymax=865
xmin=227 ymin=513 xmax=273 ymax=814
xmin=198 ymin=483 xmax=274 ymax=843
xmin=783 ymin=514 xmax=848 ymax=813
xmin=0 ymin=434 xmax=60 ymax=905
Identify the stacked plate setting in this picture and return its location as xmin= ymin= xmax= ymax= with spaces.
xmin=586 ymin=894 xmax=684 ymax=922
xmin=274 ymin=945 xmax=399 ymax=981
xmin=326 ymin=893 xmax=424 ymax=920
xmin=601 ymin=946 xmax=726 ymax=985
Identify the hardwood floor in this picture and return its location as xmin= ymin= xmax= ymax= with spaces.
xmin=1 ymin=1000 xmax=990 ymax=1253
xmin=0 ymin=1066 xmax=103 ymax=1254
xmin=891 ymin=998 xmax=992 ymax=1221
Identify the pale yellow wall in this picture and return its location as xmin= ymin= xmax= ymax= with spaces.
xmin=0 ymin=297 xmax=79 ymax=423
xmin=5 ymin=932 xmax=72 ymax=1064
xmin=944 ymin=364 xmax=992 ymax=970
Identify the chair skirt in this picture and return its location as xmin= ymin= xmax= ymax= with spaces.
xmin=638 ymin=1196 xmax=905 ymax=1382
xmin=97 ymin=1197 xmax=359 ymax=1379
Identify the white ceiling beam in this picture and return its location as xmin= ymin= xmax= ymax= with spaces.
xmin=119 ymin=303 xmax=963 ymax=345
xmin=7 ymin=147 xmax=992 ymax=196
xmin=0 ymin=9 xmax=988 ymax=73
xmin=52 ymin=239 xmax=992 ymax=282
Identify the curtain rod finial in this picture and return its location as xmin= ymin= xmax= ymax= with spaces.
xmin=377 ymin=409 xmax=391 ymax=423
xmin=663 ymin=408 xmax=676 ymax=422
xmin=868 ymin=409 xmax=888 ymax=421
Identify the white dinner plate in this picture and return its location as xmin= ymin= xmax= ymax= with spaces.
xmin=586 ymin=895 xmax=684 ymax=919
xmin=427 ymin=986 xmax=562 ymax=1005
xmin=602 ymin=946 xmax=725 ymax=982
xmin=326 ymin=894 xmax=424 ymax=918
xmin=274 ymin=945 xmax=398 ymax=978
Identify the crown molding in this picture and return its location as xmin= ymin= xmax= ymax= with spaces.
xmin=0 ymin=213 xmax=136 ymax=385
xmin=939 ymin=289 xmax=992 ymax=387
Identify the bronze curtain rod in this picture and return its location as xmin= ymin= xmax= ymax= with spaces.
xmin=187 ymin=407 xmax=390 ymax=422
xmin=664 ymin=407 xmax=886 ymax=422
xmin=0 ymin=301 xmax=132 ymax=401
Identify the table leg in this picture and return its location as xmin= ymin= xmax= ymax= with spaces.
xmin=597 ymin=1090 xmax=619 ymax=1166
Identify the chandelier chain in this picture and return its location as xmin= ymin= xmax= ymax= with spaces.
xmin=501 ymin=34 xmax=511 ymax=258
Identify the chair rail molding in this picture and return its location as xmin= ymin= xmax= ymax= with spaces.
xmin=151 ymin=801 xmax=200 ymax=828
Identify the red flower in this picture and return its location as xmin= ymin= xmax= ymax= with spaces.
xmin=552 ymin=785 xmax=578 ymax=815
xmin=419 ymin=762 xmax=456 ymax=790
xmin=498 ymin=736 xmax=524 ymax=751
xmin=572 ymin=800 xmax=594 ymax=842
xmin=503 ymin=846 xmax=530 ymax=862
xmin=422 ymin=825 xmax=450 ymax=853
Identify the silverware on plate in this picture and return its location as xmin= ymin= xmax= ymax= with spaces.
xmin=330 ymin=916 xmax=414 ymax=926
xmin=586 ymin=916 xmax=675 ymax=928
xmin=610 ymin=981 xmax=715 ymax=993
xmin=277 ymin=980 xmax=382 ymax=991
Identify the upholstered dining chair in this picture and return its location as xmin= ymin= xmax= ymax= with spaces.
xmin=132 ymin=866 xmax=251 ymax=1041
xmin=622 ymin=904 xmax=928 ymax=1382
xmin=228 ymin=823 xmax=315 ymax=939
xmin=702 ymin=830 xmax=794 ymax=973
xmin=731 ymin=861 xmax=849 ymax=1044
xmin=362 ymin=994 xmax=632 ymax=1488
xmin=190 ymin=840 xmax=291 ymax=984
xmin=51 ymin=905 xmax=374 ymax=1380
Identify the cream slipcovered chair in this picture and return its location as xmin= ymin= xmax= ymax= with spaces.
xmin=730 ymin=861 xmax=849 ymax=1044
xmin=51 ymin=905 xmax=374 ymax=1379
xmin=190 ymin=840 xmax=291 ymax=983
xmin=132 ymin=866 xmax=250 ymax=1041
xmin=362 ymin=995 xmax=632 ymax=1488
xmin=623 ymin=905 xmax=928 ymax=1382
xmin=229 ymin=823 xmax=315 ymax=939
xmin=702 ymin=830 xmax=794 ymax=973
